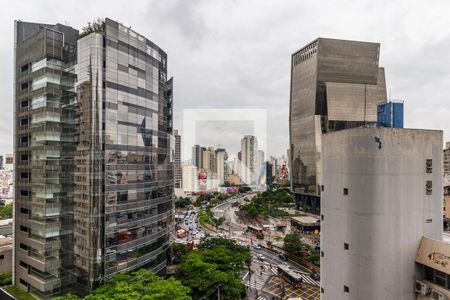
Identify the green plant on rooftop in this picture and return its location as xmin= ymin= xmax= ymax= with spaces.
xmin=79 ymin=18 xmax=105 ymax=39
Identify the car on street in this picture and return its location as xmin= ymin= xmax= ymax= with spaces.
xmin=256 ymin=254 xmax=265 ymax=260
xmin=310 ymin=273 xmax=320 ymax=281
xmin=253 ymin=245 xmax=261 ymax=250
xmin=278 ymin=253 xmax=287 ymax=261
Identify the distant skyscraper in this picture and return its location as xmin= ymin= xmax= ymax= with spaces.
xmin=215 ymin=148 xmax=228 ymax=185
xmin=321 ymin=127 xmax=442 ymax=300
xmin=377 ymin=100 xmax=404 ymax=128
xmin=0 ymin=156 xmax=3 ymax=170
xmin=241 ymin=135 xmax=257 ymax=185
xmin=265 ymin=161 xmax=273 ymax=186
xmin=192 ymin=145 xmax=204 ymax=170
xmin=289 ymin=38 xmax=387 ymax=213
xmin=202 ymin=147 xmax=216 ymax=172
xmin=14 ymin=18 xmax=174 ymax=298
xmin=174 ymin=130 xmax=182 ymax=188
xmin=182 ymin=165 xmax=198 ymax=192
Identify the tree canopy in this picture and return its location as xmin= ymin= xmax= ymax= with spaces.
xmin=240 ymin=188 xmax=293 ymax=217
xmin=0 ymin=203 xmax=13 ymax=219
xmin=179 ymin=238 xmax=250 ymax=299
xmin=54 ymin=269 xmax=191 ymax=300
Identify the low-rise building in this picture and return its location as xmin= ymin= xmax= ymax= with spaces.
xmin=415 ymin=236 xmax=450 ymax=299
xmin=291 ymin=215 xmax=320 ymax=234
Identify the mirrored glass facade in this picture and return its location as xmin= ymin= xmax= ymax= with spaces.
xmin=73 ymin=19 xmax=173 ymax=293
xmin=14 ymin=18 xmax=174 ymax=299
xmin=289 ymin=38 xmax=387 ymax=213
xmin=14 ymin=21 xmax=79 ymax=299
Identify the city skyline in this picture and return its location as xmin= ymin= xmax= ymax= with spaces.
xmin=2 ymin=1 xmax=450 ymax=158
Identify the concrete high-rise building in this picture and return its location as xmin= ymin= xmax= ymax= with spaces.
xmin=173 ymin=130 xmax=182 ymax=188
xmin=14 ymin=20 xmax=79 ymax=298
xmin=14 ymin=18 xmax=174 ymax=298
xmin=241 ymin=135 xmax=257 ymax=185
xmin=289 ymin=38 xmax=387 ymax=213
xmin=182 ymin=165 xmax=198 ymax=193
xmin=215 ymin=148 xmax=228 ymax=185
xmin=202 ymin=147 xmax=216 ymax=172
xmin=192 ymin=145 xmax=204 ymax=170
xmin=0 ymin=156 xmax=3 ymax=170
xmin=444 ymin=142 xmax=450 ymax=187
xmin=321 ymin=127 xmax=442 ymax=300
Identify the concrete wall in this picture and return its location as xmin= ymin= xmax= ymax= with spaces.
xmin=321 ymin=127 xmax=443 ymax=300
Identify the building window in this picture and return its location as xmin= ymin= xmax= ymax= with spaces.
xmin=426 ymin=219 xmax=433 ymax=223
xmin=344 ymin=285 xmax=350 ymax=293
xmin=321 ymin=215 xmax=324 ymax=221
xmin=20 ymin=261 xmax=28 ymax=269
xmin=20 ymin=208 xmax=28 ymax=214
xmin=344 ymin=243 xmax=349 ymax=250
xmin=20 ymin=190 xmax=29 ymax=196
xmin=343 ymin=188 xmax=349 ymax=195
xmin=426 ymin=181 xmax=432 ymax=195
xmin=321 ymin=185 xmax=324 ymax=191
xmin=321 ymin=287 xmax=324 ymax=293
xmin=20 ymin=225 xmax=28 ymax=233
xmin=19 ymin=279 xmax=28 ymax=287
xmin=0 ymin=255 xmax=4 ymax=260
xmin=20 ymin=243 xmax=28 ymax=251
xmin=426 ymin=159 xmax=432 ymax=173
xmin=321 ymin=251 xmax=324 ymax=258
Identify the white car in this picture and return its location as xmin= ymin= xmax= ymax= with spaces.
xmin=256 ymin=254 xmax=265 ymax=260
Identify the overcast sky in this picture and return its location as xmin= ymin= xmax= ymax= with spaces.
xmin=1 ymin=0 xmax=450 ymax=160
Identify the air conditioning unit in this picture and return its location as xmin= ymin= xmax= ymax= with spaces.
xmin=431 ymin=289 xmax=447 ymax=300
xmin=415 ymin=280 xmax=430 ymax=296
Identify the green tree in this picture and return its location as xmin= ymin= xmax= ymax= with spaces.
xmin=179 ymin=238 xmax=250 ymax=299
xmin=55 ymin=269 xmax=191 ymax=300
xmin=283 ymin=233 xmax=303 ymax=254
xmin=0 ymin=203 xmax=13 ymax=219
xmin=173 ymin=242 xmax=191 ymax=263
xmin=175 ymin=198 xmax=191 ymax=208
xmin=210 ymin=216 xmax=225 ymax=231
xmin=0 ymin=272 xmax=12 ymax=286
xmin=179 ymin=253 xmax=227 ymax=299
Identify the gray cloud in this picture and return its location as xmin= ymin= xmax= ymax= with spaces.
xmin=1 ymin=0 xmax=450 ymax=160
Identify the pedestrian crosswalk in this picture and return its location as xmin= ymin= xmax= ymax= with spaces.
xmin=257 ymin=296 xmax=268 ymax=300
xmin=267 ymin=264 xmax=320 ymax=287
xmin=245 ymin=276 xmax=267 ymax=290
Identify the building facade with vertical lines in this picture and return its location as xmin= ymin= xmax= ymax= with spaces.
xmin=289 ymin=38 xmax=387 ymax=213
xmin=14 ymin=18 xmax=174 ymax=299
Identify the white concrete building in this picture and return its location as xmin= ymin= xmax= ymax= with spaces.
xmin=182 ymin=165 xmax=198 ymax=193
xmin=321 ymin=127 xmax=443 ymax=300
xmin=241 ymin=135 xmax=257 ymax=185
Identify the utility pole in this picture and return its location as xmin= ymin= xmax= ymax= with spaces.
xmin=217 ymin=285 xmax=220 ymax=300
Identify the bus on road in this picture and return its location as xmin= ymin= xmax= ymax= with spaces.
xmin=277 ymin=265 xmax=303 ymax=287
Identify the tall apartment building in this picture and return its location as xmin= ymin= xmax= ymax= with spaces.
xmin=215 ymin=148 xmax=228 ymax=185
xmin=182 ymin=165 xmax=198 ymax=193
xmin=289 ymin=38 xmax=387 ymax=213
xmin=444 ymin=142 xmax=450 ymax=187
xmin=241 ymin=135 xmax=257 ymax=185
xmin=201 ymin=147 xmax=216 ymax=172
xmin=321 ymin=127 xmax=442 ymax=300
xmin=14 ymin=21 xmax=79 ymax=298
xmin=14 ymin=19 xmax=174 ymax=298
xmin=192 ymin=145 xmax=204 ymax=170
xmin=173 ymin=130 xmax=181 ymax=188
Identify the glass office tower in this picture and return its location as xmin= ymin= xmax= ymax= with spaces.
xmin=289 ymin=38 xmax=387 ymax=213
xmin=73 ymin=18 xmax=173 ymax=293
xmin=14 ymin=21 xmax=79 ymax=298
xmin=14 ymin=18 xmax=174 ymax=298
